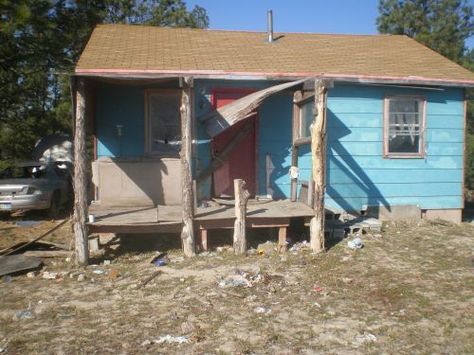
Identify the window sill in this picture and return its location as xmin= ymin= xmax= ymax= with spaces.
xmin=383 ymin=154 xmax=425 ymax=159
xmin=144 ymin=152 xmax=180 ymax=159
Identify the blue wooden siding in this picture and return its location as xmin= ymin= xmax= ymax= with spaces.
xmin=257 ymin=94 xmax=293 ymax=198
xmin=321 ymin=84 xmax=464 ymax=212
xmin=95 ymin=80 xmax=464 ymax=212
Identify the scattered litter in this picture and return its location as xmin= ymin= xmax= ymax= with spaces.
xmin=392 ymin=309 xmax=406 ymax=316
xmin=156 ymin=335 xmax=189 ymax=344
xmin=347 ymin=237 xmax=364 ymax=250
xmin=108 ymin=269 xmax=120 ymax=280
xmin=150 ymin=253 xmax=169 ymax=267
xmin=26 ymin=271 xmax=38 ymax=278
xmin=313 ymin=285 xmax=323 ymax=293
xmin=216 ymin=246 xmax=234 ymax=253
xmin=103 ymin=260 xmax=111 ymax=265
xmin=92 ymin=269 xmax=105 ymax=275
xmin=257 ymin=241 xmax=275 ymax=256
xmin=141 ymin=339 xmax=152 ymax=347
xmin=353 ymin=333 xmax=377 ymax=347
xmin=245 ymin=295 xmax=257 ymax=302
xmin=289 ymin=240 xmax=310 ymax=252
xmin=218 ymin=268 xmax=264 ymax=288
xmin=218 ymin=274 xmax=252 ymax=288
xmin=312 ymin=302 xmax=321 ymax=308
xmin=69 ymin=271 xmax=80 ymax=279
xmin=342 ymin=277 xmax=353 ymax=284
xmin=77 ymin=274 xmax=86 ymax=282
xmin=254 ymin=306 xmax=271 ymax=315
xmin=14 ymin=310 xmax=34 ymax=321
xmin=42 ymin=271 xmax=58 ymax=279
xmin=142 ymin=335 xmax=189 ymax=345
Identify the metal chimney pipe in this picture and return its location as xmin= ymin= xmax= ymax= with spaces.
xmin=267 ymin=10 xmax=273 ymax=43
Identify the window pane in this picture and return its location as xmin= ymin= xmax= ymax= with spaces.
xmin=149 ymin=93 xmax=181 ymax=153
xmin=300 ymin=101 xmax=313 ymax=138
xmin=387 ymin=98 xmax=422 ymax=154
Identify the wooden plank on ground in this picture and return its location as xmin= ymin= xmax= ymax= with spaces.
xmin=0 ymin=255 xmax=43 ymax=276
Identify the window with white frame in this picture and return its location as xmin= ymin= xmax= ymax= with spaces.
xmin=146 ymin=90 xmax=181 ymax=154
xmin=385 ymin=96 xmax=425 ymax=157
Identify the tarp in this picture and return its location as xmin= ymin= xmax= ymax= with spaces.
xmin=201 ymin=78 xmax=309 ymax=137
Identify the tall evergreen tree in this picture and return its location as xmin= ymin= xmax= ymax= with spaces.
xmin=0 ymin=0 xmax=208 ymax=164
xmin=377 ymin=0 xmax=473 ymax=63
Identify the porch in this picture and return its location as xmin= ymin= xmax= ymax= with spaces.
xmin=72 ymin=76 xmax=329 ymax=264
xmin=88 ymin=199 xmax=315 ymax=252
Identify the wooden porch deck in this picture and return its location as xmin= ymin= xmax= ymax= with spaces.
xmin=88 ymin=199 xmax=315 ymax=251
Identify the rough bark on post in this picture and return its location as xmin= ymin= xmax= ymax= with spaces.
xmin=73 ymin=77 xmax=89 ymax=265
xmin=233 ymin=179 xmax=250 ymax=255
xmin=310 ymin=79 xmax=328 ymax=253
xmin=180 ymin=76 xmax=195 ymax=257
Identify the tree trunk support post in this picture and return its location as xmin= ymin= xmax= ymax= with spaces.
xmin=73 ymin=77 xmax=89 ymax=265
xmin=233 ymin=179 xmax=250 ymax=255
xmin=180 ymin=76 xmax=196 ymax=257
xmin=310 ymin=79 xmax=328 ymax=253
xmin=278 ymin=226 xmax=287 ymax=253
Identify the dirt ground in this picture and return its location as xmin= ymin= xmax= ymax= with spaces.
xmin=0 ymin=216 xmax=473 ymax=354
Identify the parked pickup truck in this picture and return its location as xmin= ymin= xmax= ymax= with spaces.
xmin=0 ymin=161 xmax=72 ymax=217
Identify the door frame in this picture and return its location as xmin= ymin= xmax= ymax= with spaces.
xmin=211 ymin=87 xmax=259 ymax=197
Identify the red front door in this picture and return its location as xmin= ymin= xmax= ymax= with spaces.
xmin=212 ymin=89 xmax=256 ymax=197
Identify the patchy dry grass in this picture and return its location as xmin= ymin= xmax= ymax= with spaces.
xmin=0 ymin=219 xmax=473 ymax=354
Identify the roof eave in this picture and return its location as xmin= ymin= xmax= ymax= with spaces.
xmin=74 ymin=68 xmax=474 ymax=88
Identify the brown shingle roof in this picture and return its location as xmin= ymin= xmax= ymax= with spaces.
xmin=76 ymin=24 xmax=474 ymax=86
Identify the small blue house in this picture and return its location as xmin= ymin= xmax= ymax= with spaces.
xmin=73 ymin=23 xmax=474 ymax=253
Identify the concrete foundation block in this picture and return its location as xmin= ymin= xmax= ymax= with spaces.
xmin=367 ymin=205 xmax=421 ymax=221
xmin=423 ymin=209 xmax=462 ymax=224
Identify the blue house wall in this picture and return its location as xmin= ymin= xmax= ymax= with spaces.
xmin=94 ymin=80 xmax=464 ymax=212
xmin=298 ymin=84 xmax=464 ymax=212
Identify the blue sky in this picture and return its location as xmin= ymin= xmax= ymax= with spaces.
xmin=187 ymin=0 xmax=474 ymax=49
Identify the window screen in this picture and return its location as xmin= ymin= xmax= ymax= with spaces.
xmin=148 ymin=92 xmax=181 ymax=154
xmin=386 ymin=97 xmax=424 ymax=155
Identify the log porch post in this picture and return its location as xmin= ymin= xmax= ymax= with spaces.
xmin=233 ymin=179 xmax=250 ymax=254
xmin=180 ymin=76 xmax=195 ymax=257
xmin=309 ymin=79 xmax=328 ymax=253
xmin=73 ymin=77 xmax=89 ymax=265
